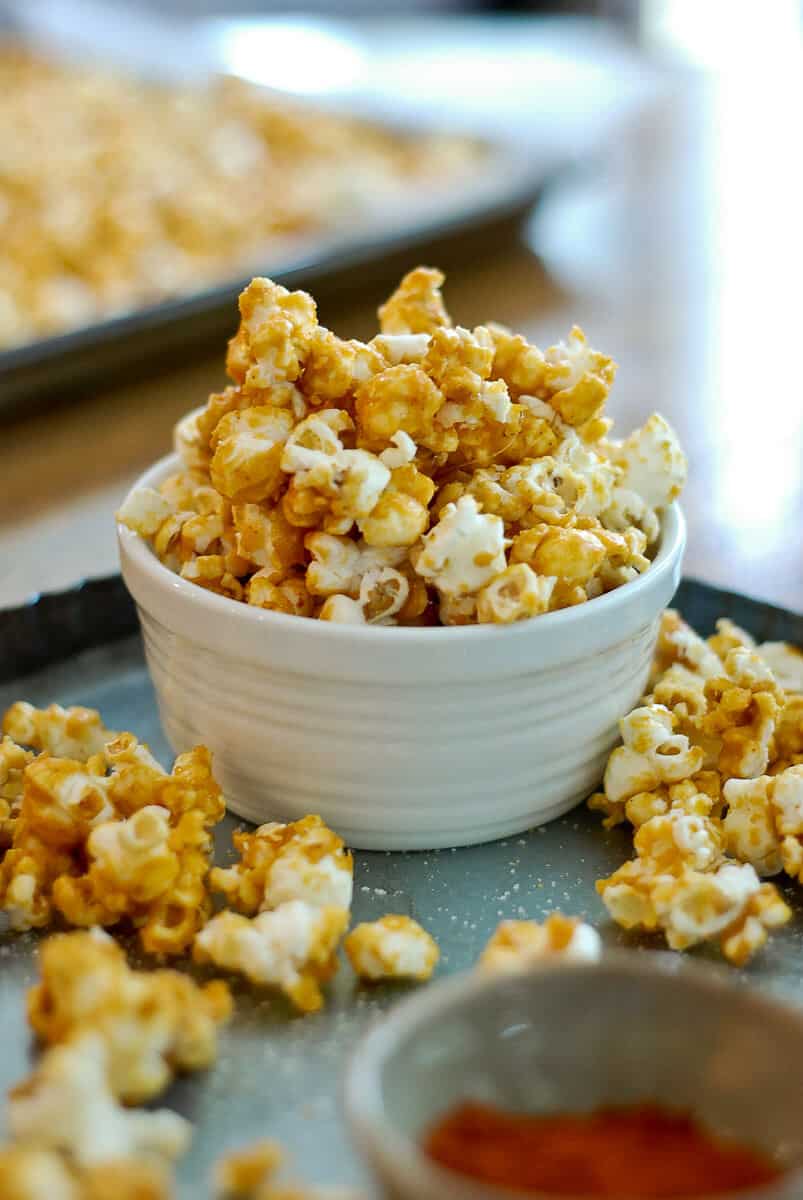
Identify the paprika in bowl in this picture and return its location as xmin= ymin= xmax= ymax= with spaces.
xmin=345 ymin=953 xmax=803 ymax=1199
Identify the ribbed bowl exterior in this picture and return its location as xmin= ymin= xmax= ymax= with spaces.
xmin=119 ymin=454 xmax=685 ymax=850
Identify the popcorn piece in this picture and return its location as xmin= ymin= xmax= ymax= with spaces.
xmin=597 ymin=858 xmax=790 ymax=963
xmin=232 ymin=504 xmax=305 ymax=580
xmin=702 ymin=649 xmax=782 ymax=779
xmin=633 ymin=810 xmax=723 ymax=873
xmin=757 ymin=641 xmax=803 ymax=694
xmin=211 ymin=814 xmax=353 ymax=915
xmin=0 ymin=1148 xmax=172 ymax=1200
xmin=707 ymin=618 xmax=755 ymax=662
xmin=542 ymin=326 xmax=616 ymax=427
xmin=193 ymin=902 xmax=349 ymax=1013
xmin=3 ymin=702 xmax=114 ymax=761
xmin=378 ymin=430 xmax=417 ymax=469
xmin=602 ymin=705 xmax=704 ymax=806
xmin=344 ymin=915 xmax=439 ymax=982
xmin=318 ymin=595 xmax=365 ymax=624
xmin=0 ymin=735 xmax=35 ymax=845
xmin=371 ymin=333 xmax=431 ymax=366
xmin=377 ymin=267 xmax=451 ymax=335
xmin=414 ymin=496 xmax=506 ymax=597
xmin=28 ymin=930 xmax=232 ymax=1103
xmin=354 ymin=365 xmax=451 ymax=455
xmin=305 ymin=534 xmax=405 ymax=598
xmin=478 ymin=913 xmax=601 ymax=974
xmin=612 ymin=412 xmax=687 ymax=509
xmin=722 ymin=776 xmax=783 ymax=877
xmin=358 ymin=464 xmax=434 ymax=548
xmin=8 ymin=1034 xmax=191 ymax=1166
xmin=210 ymin=406 xmax=296 ymax=505
xmin=651 ymin=609 xmax=725 ymax=684
xmin=214 ymin=1140 xmax=283 ymax=1198
xmin=174 ymin=407 xmax=211 ymax=471
xmin=226 ymin=278 xmax=317 ymax=393
xmin=116 ymin=488 xmax=174 ymax=538
xmin=476 ymin=563 xmax=555 ymax=624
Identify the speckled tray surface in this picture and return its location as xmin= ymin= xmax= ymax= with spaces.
xmin=0 ymin=576 xmax=801 ymax=1196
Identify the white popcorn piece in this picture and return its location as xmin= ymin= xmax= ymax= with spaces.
xmin=371 ymin=333 xmax=431 ymax=364
xmin=756 ymin=642 xmax=803 ymax=694
xmin=615 ymin=412 xmax=687 ymax=510
xmin=8 ymin=1034 xmax=191 ymax=1166
xmin=602 ymin=486 xmax=660 ymax=545
xmin=319 ymin=595 xmax=366 ymax=624
xmin=603 ymin=705 xmax=704 ymax=805
xmin=260 ymin=826 xmax=354 ymax=913
xmin=116 ymin=488 xmax=174 ymax=537
xmin=3 ymin=702 xmax=115 ymax=762
xmin=553 ymin=431 xmax=618 ymax=519
xmin=378 ymin=430 xmax=417 ymax=469
xmin=722 ymin=777 xmax=782 ymax=876
xmin=87 ymin=806 xmax=178 ymax=903
xmin=476 ymin=563 xmax=555 ymax=624
xmin=345 ymin=915 xmax=439 ymax=982
xmin=305 ymin=534 xmax=405 ymax=598
xmin=193 ymin=902 xmax=348 ymax=1013
xmin=414 ymin=495 xmax=506 ymax=597
xmin=479 ymin=914 xmax=601 ymax=975
xmin=173 ymin=407 xmax=209 ymax=470
xmin=661 ymin=862 xmax=761 ymax=949
xmin=280 ymin=410 xmax=350 ymax=488
xmin=358 ymin=567 xmax=409 ymax=624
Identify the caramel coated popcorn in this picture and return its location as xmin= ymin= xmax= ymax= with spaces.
xmin=0 ymin=1146 xmax=171 ymax=1200
xmin=194 ymin=901 xmax=349 ymax=1013
xmin=0 ymin=51 xmax=482 ymax=351
xmin=344 ymin=915 xmax=439 ymax=982
xmin=478 ymin=913 xmax=601 ymax=974
xmin=592 ymin=611 xmax=803 ymax=963
xmin=28 ymin=930 xmax=232 ymax=1103
xmin=0 ymin=704 xmax=225 ymax=953
xmin=210 ymin=815 xmax=353 ymax=914
xmin=121 ymin=269 xmax=686 ymax=625
xmin=213 ymin=1139 xmax=365 ymax=1199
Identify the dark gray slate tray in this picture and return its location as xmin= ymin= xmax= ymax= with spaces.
xmin=0 ymin=577 xmax=801 ymax=1195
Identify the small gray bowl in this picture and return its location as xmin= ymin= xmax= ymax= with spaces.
xmin=345 ymin=953 xmax=803 ymax=1200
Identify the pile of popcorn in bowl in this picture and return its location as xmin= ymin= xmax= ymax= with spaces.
xmin=118 ymin=266 xmax=687 ymax=627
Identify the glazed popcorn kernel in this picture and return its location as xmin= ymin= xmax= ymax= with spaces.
xmin=592 ymin=613 xmax=803 ymax=964
xmin=344 ymin=915 xmax=439 ymax=982
xmin=8 ymin=1033 xmax=191 ymax=1167
xmin=122 ymin=268 xmax=686 ymax=625
xmin=0 ymin=717 xmax=225 ymax=952
xmin=0 ymin=1147 xmax=172 ymax=1200
xmin=210 ymin=814 xmax=353 ymax=915
xmin=27 ymin=929 xmax=232 ymax=1104
xmin=193 ymin=902 xmax=349 ymax=1014
xmin=213 ymin=1139 xmax=366 ymax=1200
xmin=478 ymin=913 xmax=601 ymax=974
xmin=3 ymin=702 xmax=115 ymax=761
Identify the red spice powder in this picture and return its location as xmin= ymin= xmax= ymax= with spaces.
xmin=423 ymin=1102 xmax=782 ymax=1197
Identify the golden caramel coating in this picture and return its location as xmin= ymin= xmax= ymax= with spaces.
xmin=592 ymin=609 xmax=803 ymax=965
xmin=0 ymin=726 xmax=225 ymax=952
xmin=3 ymin=702 xmax=114 ymax=761
xmin=28 ymin=930 xmax=231 ymax=1103
xmin=210 ymin=814 xmax=353 ymax=916
xmin=344 ymin=915 xmax=439 ymax=982
xmin=378 ymin=267 xmax=451 ymax=335
xmin=0 ymin=1147 xmax=172 ymax=1200
xmin=8 ymin=1033 xmax=191 ymax=1166
xmin=213 ymin=1140 xmax=365 ymax=1199
xmin=123 ymin=269 xmax=686 ymax=625
xmin=478 ymin=913 xmax=601 ymax=973
xmin=193 ymin=902 xmax=348 ymax=1014
xmin=0 ymin=735 xmax=35 ymax=846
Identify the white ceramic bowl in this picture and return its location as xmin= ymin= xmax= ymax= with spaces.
xmin=118 ymin=453 xmax=685 ymax=850
xmin=345 ymin=954 xmax=803 ymax=1200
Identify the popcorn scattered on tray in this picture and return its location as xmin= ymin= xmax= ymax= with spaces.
xmin=213 ymin=1139 xmax=366 ymax=1199
xmin=119 ymin=268 xmax=687 ymax=625
xmin=7 ymin=1033 xmax=191 ymax=1166
xmin=478 ymin=913 xmax=601 ymax=973
xmin=592 ymin=612 xmax=803 ymax=963
xmin=210 ymin=815 xmax=353 ymax=914
xmin=344 ymin=915 xmax=439 ymax=982
xmin=0 ymin=50 xmax=482 ymax=351
xmin=0 ymin=705 xmax=225 ymax=953
xmin=27 ymin=929 xmax=232 ymax=1103
xmin=194 ymin=902 xmax=349 ymax=1014
xmin=0 ymin=1145 xmax=172 ymax=1200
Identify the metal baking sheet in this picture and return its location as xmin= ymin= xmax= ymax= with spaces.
xmin=0 ymin=577 xmax=801 ymax=1195
xmin=0 ymin=140 xmax=558 ymax=420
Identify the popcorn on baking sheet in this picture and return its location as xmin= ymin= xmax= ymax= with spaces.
xmin=591 ymin=611 xmax=803 ymax=964
xmin=210 ymin=814 xmax=353 ymax=915
xmin=194 ymin=901 xmax=349 ymax=1013
xmin=0 ymin=1146 xmax=172 ymax=1200
xmin=0 ymin=710 xmax=225 ymax=952
xmin=121 ymin=268 xmax=687 ymax=625
xmin=344 ymin=915 xmax=439 ymax=982
xmin=478 ymin=913 xmax=601 ymax=973
xmin=8 ymin=1034 xmax=191 ymax=1166
xmin=27 ymin=929 xmax=232 ymax=1103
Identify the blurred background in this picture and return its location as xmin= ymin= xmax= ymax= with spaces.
xmin=0 ymin=0 xmax=801 ymax=612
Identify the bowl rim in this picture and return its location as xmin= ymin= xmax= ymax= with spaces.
xmin=118 ymin=451 xmax=686 ymax=646
xmin=343 ymin=951 xmax=803 ymax=1200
